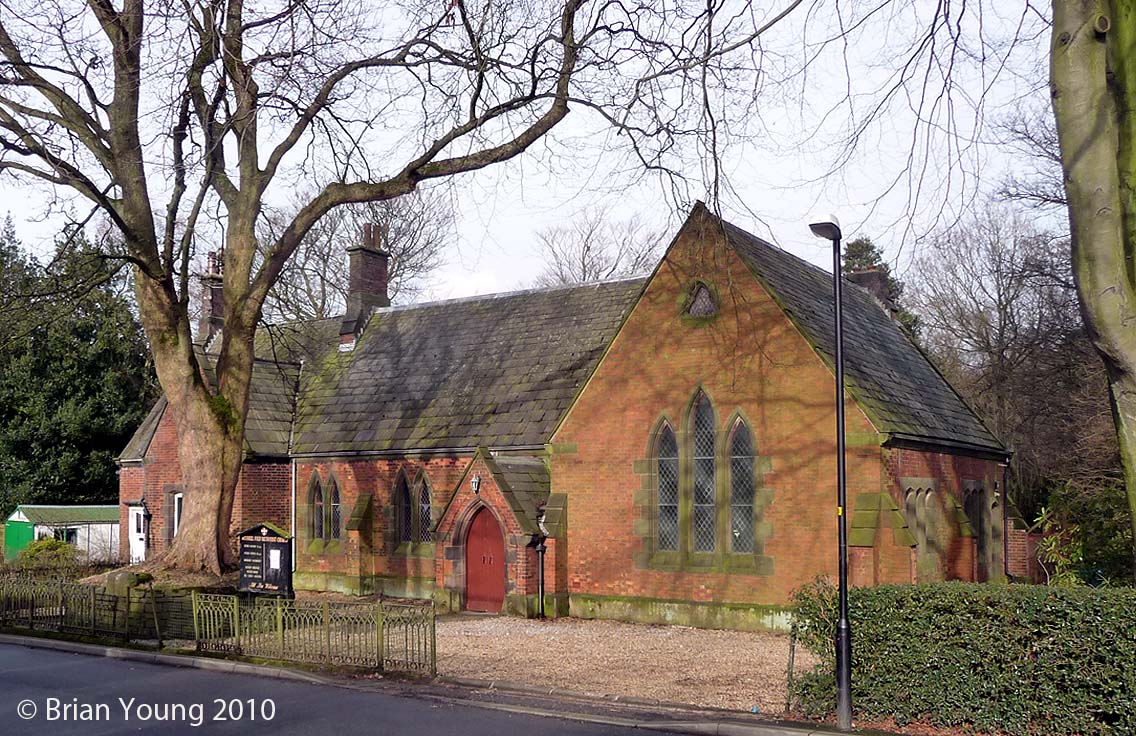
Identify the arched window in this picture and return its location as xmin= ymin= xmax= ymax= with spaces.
xmin=657 ymin=424 xmax=679 ymax=551
xmin=418 ymin=480 xmax=432 ymax=543
xmin=919 ymin=489 xmax=934 ymax=546
xmin=729 ymin=419 xmax=755 ymax=553
xmin=329 ymin=479 xmax=342 ymax=540
xmin=396 ymin=474 xmax=413 ymax=543
xmin=310 ymin=476 xmax=324 ymax=540
xmin=690 ymin=391 xmax=717 ymax=553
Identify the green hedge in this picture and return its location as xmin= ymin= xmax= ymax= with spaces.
xmin=791 ymin=579 xmax=1136 ymax=734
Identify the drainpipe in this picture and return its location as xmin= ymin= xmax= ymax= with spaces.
xmin=291 ymin=458 xmax=297 ymax=572
xmin=1003 ymin=463 xmax=1011 ymax=579
xmin=535 ymin=512 xmax=549 ymax=619
xmin=535 ymin=537 xmax=547 ymax=618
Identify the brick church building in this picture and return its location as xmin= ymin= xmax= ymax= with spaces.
xmin=118 ymin=203 xmax=1011 ymax=629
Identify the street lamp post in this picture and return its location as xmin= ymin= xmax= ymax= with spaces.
xmin=809 ymin=216 xmax=852 ymax=732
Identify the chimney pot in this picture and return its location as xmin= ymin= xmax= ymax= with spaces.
xmin=198 ymin=249 xmax=225 ymax=344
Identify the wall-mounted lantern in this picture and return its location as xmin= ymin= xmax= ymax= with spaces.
xmin=471 ymin=475 xmax=481 ymax=495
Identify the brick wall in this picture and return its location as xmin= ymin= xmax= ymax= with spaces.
xmin=433 ymin=456 xmax=542 ymax=609
xmin=1006 ymin=528 xmax=1043 ymax=582
xmin=118 ymin=465 xmax=143 ymax=560
xmin=117 ymin=405 xmax=290 ymax=559
xmin=292 ymin=456 xmax=467 ymax=594
xmin=551 ymin=216 xmax=895 ymax=608
xmin=884 ymin=446 xmax=1005 ymax=582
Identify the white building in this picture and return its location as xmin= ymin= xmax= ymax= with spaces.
xmin=4 ymin=505 xmax=121 ymax=563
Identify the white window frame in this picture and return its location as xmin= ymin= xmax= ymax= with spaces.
xmin=173 ymin=492 xmax=184 ymax=538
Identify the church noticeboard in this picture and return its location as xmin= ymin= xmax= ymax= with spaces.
xmin=236 ymin=523 xmax=293 ymax=595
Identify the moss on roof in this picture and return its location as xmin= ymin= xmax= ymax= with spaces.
xmin=120 ymin=204 xmax=1004 ymax=463
xmin=711 ymin=205 xmax=1005 ymax=455
xmin=290 ymin=279 xmax=646 ymax=454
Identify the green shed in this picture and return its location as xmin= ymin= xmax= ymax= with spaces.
xmin=4 ymin=505 xmax=121 ymax=562
xmin=3 ymin=513 xmax=33 ymax=561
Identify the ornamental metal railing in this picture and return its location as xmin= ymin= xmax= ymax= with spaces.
xmin=0 ymin=577 xmax=434 ymax=676
xmin=191 ymin=593 xmax=435 ymax=675
xmin=0 ymin=576 xmax=135 ymax=639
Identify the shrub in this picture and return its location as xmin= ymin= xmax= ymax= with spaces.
xmin=14 ymin=538 xmax=81 ymax=574
xmin=791 ymin=579 xmax=1136 ymax=735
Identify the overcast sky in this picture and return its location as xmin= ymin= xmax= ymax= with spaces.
xmin=0 ymin=1 xmax=1062 ymax=304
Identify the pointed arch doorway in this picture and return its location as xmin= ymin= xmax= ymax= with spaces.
xmin=465 ymin=507 xmax=505 ymax=612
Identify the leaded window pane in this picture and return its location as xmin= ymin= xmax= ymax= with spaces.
xmin=730 ymin=422 xmax=755 ymax=553
xmin=905 ymin=490 xmax=918 ymax=547
xmin=687 ymin=284 xmax=718 ymax=317
xmin=398 ymin=477 xmax=413 ymax=543
xmin=657 ymin=426 xmax=679 ymax=551
xmin=418 ymin=484 xmax=432 ymax=543
xmin=692 ymin=394 xmax=716 ymax=552
xmin=329 ymin=484 xmax=341 ymax=540
xmin=312 ymin=484 xmax=324 ymax=540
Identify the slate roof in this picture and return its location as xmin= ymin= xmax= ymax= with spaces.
xmin=119 ymin=204 xmax=1003 ymax=464
xmin=118 ymin=354 xmax=299 ymax=462
xmin=10 ymin=505 xmax=120 ymax=525
xmin=118 ymin=397 xmax=166 ymax=462
xmin=715 ymin=207 xmax=1004 ymax=454
xmin=482 ymin=455 xmax=551 ymax=536
xmin=290 ymin=279 xmax=646 ymax=454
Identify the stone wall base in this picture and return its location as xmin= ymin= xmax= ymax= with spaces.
xmin=294 ymin=571 xmax=434 ymax=599
xmin=568 ymin=594 xmax=792 ymax=632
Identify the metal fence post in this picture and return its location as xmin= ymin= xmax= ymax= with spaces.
xmin=430 ymin=603 xmax=437 ymax=676
xmin=230 ymin=595 xmax=240 ymax=653
xmin=376 ymin=602 xmax=384 ymax=671
xmin=89 ymin=586 xmax=96 ymax=636
xmin=786 ymin=621 xmax=798 ymax=714
xmin=57 ymin=578 xmax=64 ymax=630
xmin=191 ymin=591 xmax=200 ymax=647
xmin=148 ymin=584 xmax=163 ymax=647
xmin=322 ymin=602 xmax=330 ymax=664
xmin=276 ymin=597 xmax=285 ymax=658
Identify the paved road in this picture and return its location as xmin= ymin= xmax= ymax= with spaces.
xmin=0 ymin=644 xmax=680 ymax=736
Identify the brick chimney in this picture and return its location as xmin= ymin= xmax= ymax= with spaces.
xmin=340 ymin=223 xmax=390 ymax=346
xmin=847 ymin=267 xmax=899 ymax=320
xmin=198 ymin=250 xmax=225 ymax=344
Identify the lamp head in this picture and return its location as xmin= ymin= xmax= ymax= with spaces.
xmin=809 ymin=216 xmax=842 ymax=242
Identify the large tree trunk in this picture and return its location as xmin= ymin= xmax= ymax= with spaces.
xmin=166 ymin=390 xmax=245 ymax=572
xmin=1051 ymin=0 xmax=1136 ymax=580
xmin=130 ymin=228 xmax=257 ymax=576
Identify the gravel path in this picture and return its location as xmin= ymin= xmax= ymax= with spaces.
xmin=435 ymin=615 xmax=814 ymax=715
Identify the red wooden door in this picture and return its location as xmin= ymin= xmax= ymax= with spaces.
xmin=465 ymin=508 xmax=505 ymax=612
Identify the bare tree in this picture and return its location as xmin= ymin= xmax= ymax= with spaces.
xmin=743 ymin=0 xmax=1136 ymax=578
xmin=259 ymin=187 xmax=452 ymax=322
xmin=997 ymin=105 xmax=1067 ymax=211
xmin=533 ymin=209 xmax=663 ymax=287
xmin=909 ymin=203 xmax=1116 ymax=520
xmin=0 ymin=0 xmax=800 ymax=573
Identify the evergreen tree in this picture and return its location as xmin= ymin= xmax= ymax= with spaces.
xmin=0 ymin=222 xmax=157 ymax=517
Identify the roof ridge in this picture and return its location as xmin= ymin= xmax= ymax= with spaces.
xmin=373 ymin=275 xmax=649 ymax=316
xmin=18 ymin=504 xmax=118 ymax=508
xmin=257 ymin=276 xmax=649 ymax=330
